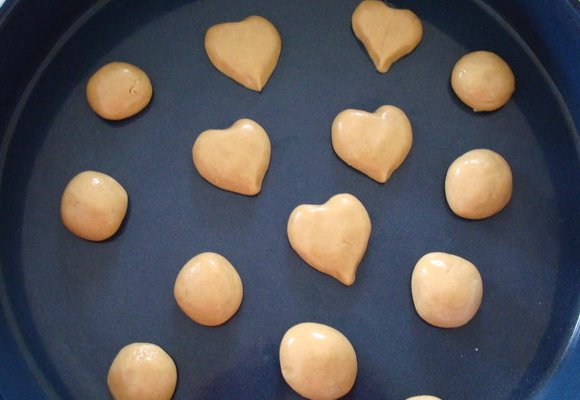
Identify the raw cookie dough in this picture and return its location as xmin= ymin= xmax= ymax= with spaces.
xmin=60 ymin=170 xmax=128 ymax=241
xmin=407 ymin=396 xmax=442 ymax=400
xmin=174 ymin=252 xmax=243 ymax=326
xmin=352 ymin=0 xmax=423 ymax=73
xmin=205 ymin=16 xmax=282 ymax=91
xmin=86 ymin=62 xmax=153 ymax=120
xmin=445 ymin=149 xmax=513 ymax=219
xmin=192 ymin=119 xmax=271 ymax=196
xmin=107 ymin=342 xmax=177 ymax=400
xmin=451 ymin=51 xmax=515 ymax=111
xmin=287 ymin=193 xmax=371 ymax=286
xmin=332 ymin=105 xmax=413 ymax=182
xmin=411 ymin=252 xmax=483 ymax=328
xmin=279 ymin=322 xmax=357 ymax=400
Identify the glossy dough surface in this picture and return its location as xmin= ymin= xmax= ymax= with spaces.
xmin=107 ymin=342 xmax=177 ymax=400
xmin=287 ymin=193 xmax=371 ymax=285
xmin=60 ymin=170 xmax=128 ymax=241
xmin=411 ymin=252 xmax=483 ymax=328
xmin=279 ymin=322 xmax=358 ymax=400
xmin=86 ymin=62 xmax=153 ymax=120
xmin=451 ymin=51 xmax=515 ymax=111
xmin=192 ymin=118 xmax=271 ymax=196
xmin=352 ymin=0 xmax=423 ymax=73
xmin=174 ymin=252 xmax=243 ymax=326
xmin=332 ymin=105 xmax=413 ymax=182
xmin=205 ymin=16 xmax=282 ymax=91
xmin=445 ymin=149 xmax=513 ymax=219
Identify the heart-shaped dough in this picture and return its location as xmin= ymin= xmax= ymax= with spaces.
xmin=287 ymin=194 xmax=371 ymax=286
xmin=332 ymin=105 xmax=413 ymax=183
xmin=352 ymin=0 xmax=423 ymax=73
xmin=192 ymin=119 xmax=271 ymax=196
xmin=205 ymin=16 xmax=282 ymax=92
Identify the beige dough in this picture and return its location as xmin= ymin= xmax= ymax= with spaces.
xmin=107 ymin=342 xmax=177 ymax=400
xmin=174 ymin=252 xmax=243 ymax=326
xmin=205 ymin=16 xmax=282 ymax=91
xmin=287 ymin=193 xmax=371 ymax=286
xmin=279 ymin=322 xmax=357 ymax=400
xmin=451 ymin=51 xmax=515 ymax=111
xmin=332 ymin=105 xmax=413 ymax=183
xmin=445 ymin=149 xmax=512 ymax=219
xmin=60 ymin=170 xmax=128 ymax=241
xmin=407 ymin=396 xmax=442 ymax=400
xmin=352 ymin=0 xmax=423 ymax=73
xmin=192 ymin=119 xmax=271 ymax=196
xmin=86 ymin=62 xmax=153 ymax=120
xmin=411 ymin=252 xmax=483 ymax=328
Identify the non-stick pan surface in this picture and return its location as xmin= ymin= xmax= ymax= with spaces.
xmin=1 ymin=0 xmax=579 ymax=399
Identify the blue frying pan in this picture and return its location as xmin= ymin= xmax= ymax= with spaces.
xmin=1 ymin=0 xmax=579 ymax=398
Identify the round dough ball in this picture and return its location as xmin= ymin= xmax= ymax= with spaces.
xmin=174 ymin=252 xmax=243 ymax=326
xmin=60 ymin=170 xmax=128 ymax=241
xmin=411 ymin=252 xmax=483 ymax=328
xmin=279 ymin=322 xmax=357 ymax=400
xmin=86 ymin=62 xmax=153 ymax=120
xmin=107 ymin=342 xmax=177 ymax=400
xmin=407 ymin=396 xmax=442 ymax=400
xmin=451 ymin=50 xmax=515 ymax=111
xmin=445 ymin=149 xmax=512 ymax=219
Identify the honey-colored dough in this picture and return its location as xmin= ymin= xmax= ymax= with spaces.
xmin=287 ymin=193 xmax=371 ymax=286
xmin=451 ymin=51 xmax=515 ymax=111
xmin=279 ymin=322 xmax=357 ymax=400
xmin=192 ymin=119 xmax=271 ymax=196
xmin=411 ymin=252 xmax=483 ymax=328
xmin=86 ymin=62 xmax=153 ymax=120
xmin=174 ymin=252 xmax=243 ymax=327
xmin=205 ymin=16 xmax=282 ymax=91
xmin=107 ymin=342 xmax=177 ymax=400
xmin=445 ymin=149 xmax=512 ymax=219
xmin=407 ymin=396 xmax=442 ymax=400
xmin=352 ymin=0 xmax=423 ymax=73
xmin=60 ymin=170 xmax=128 ymax=241
xmin=332 ymin=105 xmax=413 ymax=182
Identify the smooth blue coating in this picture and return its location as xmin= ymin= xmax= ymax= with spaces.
xmin=0 ymin=0 xmax=578 ymax=399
